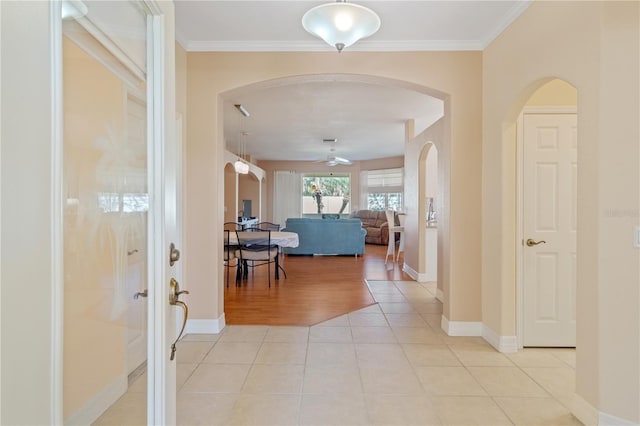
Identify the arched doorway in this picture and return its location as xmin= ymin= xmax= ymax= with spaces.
xmin=219 ymin=74 xmax=451 ymax=322
xmin=418 ymin=142 xmax=438 ymax=287
xmin=183 ymin=54 xmax=484 ymax=341
xmin=223 ymin=159 xmax=265 ymax=225
xmin=514 ymin=79 xmax=578 ymax=348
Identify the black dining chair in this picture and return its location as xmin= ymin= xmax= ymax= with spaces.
xmin=256 ymin=222 xmax=280 ymax=231
xmin=223 ymin=222 xmax=243 ymax=287
xmin=235 ymin=229 xmax=279 ymax=287
xmin=256 ymin=222 xmax=284 ymax=266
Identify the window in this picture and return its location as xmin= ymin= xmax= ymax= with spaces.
xmin=98 ymin=192 xmax=149 ymax=213
xmin=364 ymin=168 xmax=404 ymax=211
xmin=302 ymin=173 xmax=351 ymax=214
xmin=367 ymin=192 xmax=403 ymax=211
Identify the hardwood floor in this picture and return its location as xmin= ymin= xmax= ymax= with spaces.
xmin=224 ymin=243 xmax=413 ymax=326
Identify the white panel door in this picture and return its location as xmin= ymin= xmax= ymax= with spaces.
xmin=523 ymin=113 xmax=577 ymax=347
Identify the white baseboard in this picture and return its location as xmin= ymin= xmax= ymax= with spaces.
xmin=599 ymin=411 xmax=638 ymax=425
xmin=402 ymin=263 xmax=419 ymax=280
xmin=482 ymin=324 xmax=518 ymax=353
xmin=64 ymin=373 xmax=127 ymax=425
xmin=572 ymin=393 xmax=637 ymax=426
xmin=482 ymin=325 xmax=518 ymax=353
xmin=572 ymin=394 xmax=598 ymax=426
xmin=185 ymin=314 xmax=226 ymax=334
xmin=436 ymin=288 xmax=444 ymax=302
xmin=441 ymin=316 xmax=483 ymax=336
xmin=401 ymin=263 xmax=436 ymax=282
xmin=440 ymin=319 xmax=518 ymax=353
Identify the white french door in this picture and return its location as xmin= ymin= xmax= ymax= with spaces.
xmin=59 ymin=1 xmax=177 ymax=424
xmin=522 ymin=112 xmax=577 ymax=347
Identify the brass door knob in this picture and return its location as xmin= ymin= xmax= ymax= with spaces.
xmin=526 ymin=239 xmax=546 ymax=247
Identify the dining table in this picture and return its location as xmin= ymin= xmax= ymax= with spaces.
xmin=226 ymin=231 xmax=299 ymax=248
xmin=226 ymin=231 xmax=299 ymax=280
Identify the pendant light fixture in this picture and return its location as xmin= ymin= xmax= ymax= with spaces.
xmin=234 ymin=131 xmax=250 ymax=174
xmin=302 ymin=0 xmax=381 ymax=52
xmin=234 ymin=104 xmax=250 ymax=174
xmin=234 ymin=134 xmax=249 ymax=174
xmin=234 ymin=159 xmax=249 ymax=175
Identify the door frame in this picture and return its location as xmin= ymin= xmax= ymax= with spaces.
xmin=516 ymin=105 xmax=577 ymax=349
xmin=50 ymin=1 xmax=173 ymax=424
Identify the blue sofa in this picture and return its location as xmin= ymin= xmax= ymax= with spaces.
xmin=282 ymin=218 xmax=366 ymax=256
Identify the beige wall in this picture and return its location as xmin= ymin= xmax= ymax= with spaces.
xmin=224 ymin=163 xmax=237 ymax=223
xmin=185 ymin=52 xmax=483 ymax=324
xmin=525 ymin=78 xmax=577 ymax=106
xmin=238 ymin=173 xmax=260 ymax=218
xmin=483 ymin=1 xmax=639 ymax=422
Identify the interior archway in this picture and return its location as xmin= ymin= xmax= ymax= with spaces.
xmin=219 ymin=74 xmax=452 ymax=324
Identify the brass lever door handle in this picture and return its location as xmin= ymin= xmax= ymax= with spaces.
xmin=526 ymin=239 xmax=546 ymax=247
xmin=133 ymin=289 xmax=148 ymax=299
xmin=169 ymin=278 xmax=189 ymax=361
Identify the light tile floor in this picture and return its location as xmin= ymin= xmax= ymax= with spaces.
xmin=94 ymin=280 xmax=582 ymax=425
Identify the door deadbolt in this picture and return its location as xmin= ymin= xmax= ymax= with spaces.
xmin=169 ymin=242 xmax=181 ymax=266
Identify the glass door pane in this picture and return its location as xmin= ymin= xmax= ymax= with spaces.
xmin=62 ymin=3 xmax=148 ymax=424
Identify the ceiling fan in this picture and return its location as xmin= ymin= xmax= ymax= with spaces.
xmin=314 ymin=155 xmax=353 ymax=166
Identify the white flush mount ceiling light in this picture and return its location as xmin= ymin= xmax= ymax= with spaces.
xmin=302 ymin=0 xmax=381 ymax=52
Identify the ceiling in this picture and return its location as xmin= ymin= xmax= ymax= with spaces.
xmin=175 ymin=1 xmax=531 ymax=163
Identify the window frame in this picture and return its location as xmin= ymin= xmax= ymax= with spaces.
xmin=364 ymin=167 xmax=404 ymax=211
xmin=301 ymin=172 xmax=352 ymax=215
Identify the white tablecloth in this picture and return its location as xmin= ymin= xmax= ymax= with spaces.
xmin=227 ymin=231 xmax=299 ymax=248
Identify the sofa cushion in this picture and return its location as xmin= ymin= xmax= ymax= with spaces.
xmin=349 ymin=210 xmax=398 ymax=245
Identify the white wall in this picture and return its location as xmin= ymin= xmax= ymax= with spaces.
xmin=1 ymin=2 xmax=58 ymax=424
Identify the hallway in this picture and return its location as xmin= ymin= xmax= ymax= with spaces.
xmin=95 ymin=280 xmax=581 ymax=425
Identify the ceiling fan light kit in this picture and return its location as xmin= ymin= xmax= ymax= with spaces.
xmin=328 ymin=155 xmax=352 ymax=166
xmin=302 ymin=0 xmax=381 ymax=52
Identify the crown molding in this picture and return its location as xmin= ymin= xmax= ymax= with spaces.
xmin=184 ymin=39 xmax=485 ymax=52
xmin=480 ymin=0 xmax=532 ymax=48
xmin=175 ymin=28 xmax=189 ymax=51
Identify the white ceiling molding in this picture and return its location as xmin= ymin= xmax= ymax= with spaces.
xmin=480 ymin=0 xmax=532 ymax=48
